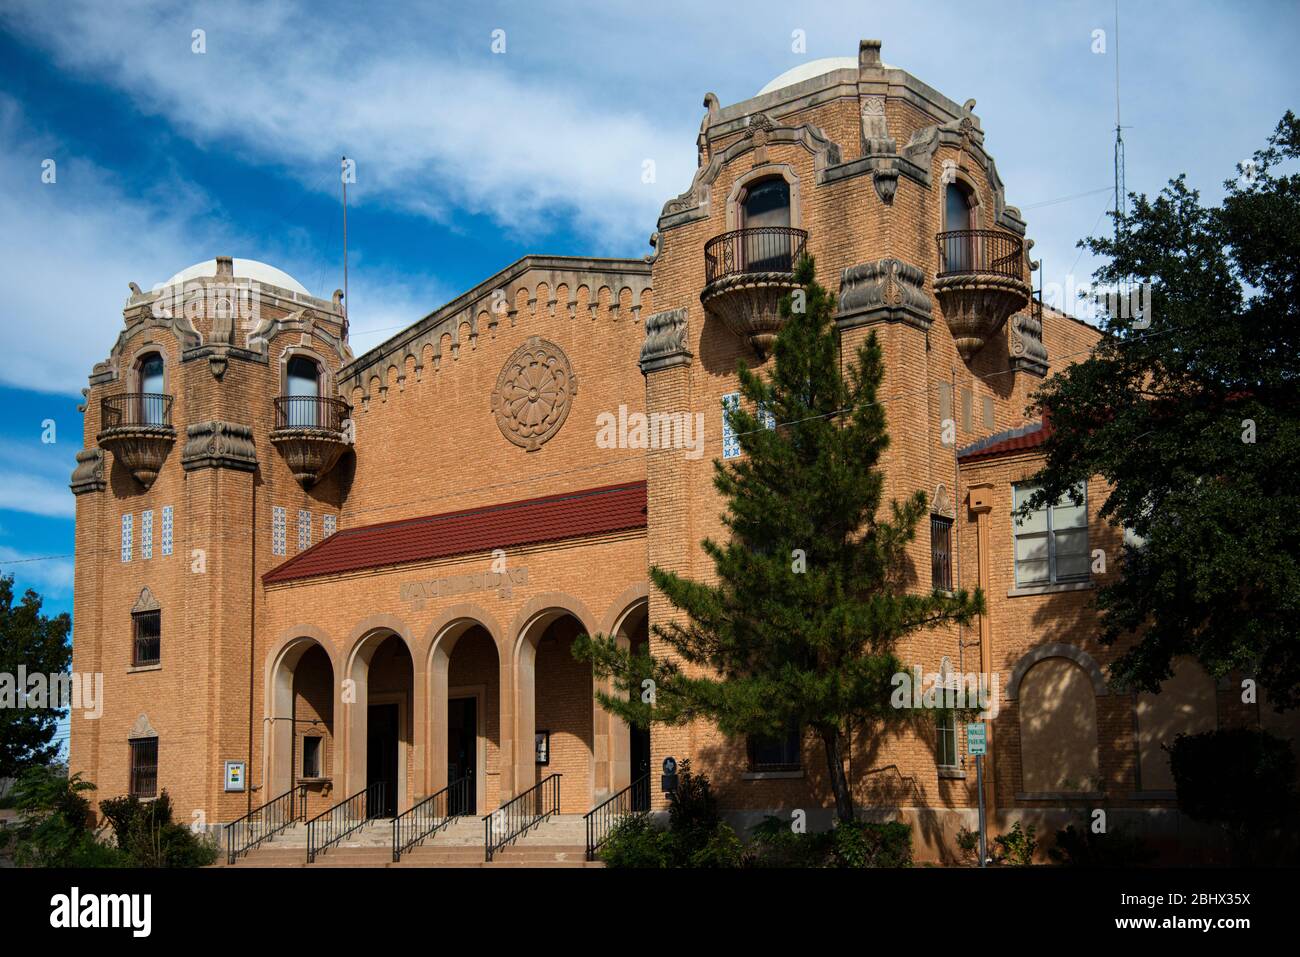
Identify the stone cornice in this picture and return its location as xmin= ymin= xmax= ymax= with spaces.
xmin=836 ymin=258 xmax=933 ymax=332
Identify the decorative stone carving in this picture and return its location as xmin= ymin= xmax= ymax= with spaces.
xmin=131 ymin=586 xmax=161 ymax=615
xmin=129 ymin=713 xmax=158 ymax=739
xmin=491 ymin=337 xmax=577 ymax=451
xmin=932 ymin=483 xmax=954 ymax=519
xmin=934 ymin=272 xmax=1031 ymax=361
xmin=639 ymin=307 xmax=692 ymax=374
xmin=700 ymin=272 xmax=803 ymax=360
xmin=1010 ymin=309 xmax=1049 ymax=376
xmin=182 ymin=421 xmax=258 ymax=473
xmin=69 ymin=448 xmax=106 ymax=495
xmin=837 ymin=258 xmax=932 ymax=332
xmin=97 ymin=420 xmax=175 ymax=490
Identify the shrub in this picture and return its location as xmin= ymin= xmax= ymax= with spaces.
xmin=5 ymin=766 xmax=127 ymax=867
xmin=955 ymin=825 xmax=980 ymax=865
xmin=827 ymin=820 xmax=912 ymax=868
xmin=1048 ymin=819 xmax=1156 ymax=867
xmin=992 ymin=821 xmax=1037 ymax=866
xmin=747 ymin=815 xmax=821 ymax=867
xmin=599 ymin=814 xmax=669 ymax=868
xmin=1168 ymin=728 xmax=1297 ymax=865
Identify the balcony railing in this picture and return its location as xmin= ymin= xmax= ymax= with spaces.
xmin=273 ymin=395 xmax=348 ymax=431
xmin=704 ymin=226 xmax=808 ymax=284
xmin=935 ymin=229 xmax=1024 ymax=280
xmin=101 ymin=393 xmax=172 ymax=429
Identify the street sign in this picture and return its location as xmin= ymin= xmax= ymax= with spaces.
xmin=966 ymin=722 xmax=986 ymax=755
xmin=662 ymin=756 xmax=677 ymax=775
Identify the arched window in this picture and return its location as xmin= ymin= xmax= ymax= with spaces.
xmin=286 ymin=356 xmax=321 ymax=427
xmin=1018 ymin=657 xmax=1100 ymax=793
xmin=942 ymin=182 xmax=976 ymax=273
xmin=137 ymin=352 xmax=165 ymax=425
xmin=741 ymin=177 xmax=792 ymax=272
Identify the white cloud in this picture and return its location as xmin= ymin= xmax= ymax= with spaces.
xmin=0 ymin=0 xmax=694 ymax=250
xmin=0 ymin=547 xmax=75 ymax=597
xmin=0 ymin=438 xmax=77 ymax=519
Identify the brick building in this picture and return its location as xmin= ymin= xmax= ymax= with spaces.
xmin=67 ymin=41 xmax=1294 ymax=863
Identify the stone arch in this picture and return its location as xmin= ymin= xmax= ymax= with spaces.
xmin=598 ymin=583 xmax=651 ymax=793
xmin=725 ymin=163 xmax=802 ymax=232
xmin=1006 ymin=642 xmax=1107 ymax=700
xmin=509 ymin=593 xmax=599 ymax=810
xmin=342 ymin=615 xmax=418 ymax=810
xmin=422 ymin=604 xmax=506 ymax=805
xmin=264 ymin=627 xmax=338 ymax=801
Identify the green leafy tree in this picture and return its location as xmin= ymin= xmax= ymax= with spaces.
xmin=3 ymin=766 xmax=126 ymax=867
xmin=1021 ymin=112 xmax=1300 ymax=707
xmin=0 ymin=574 xmax=72 ymax=776
xmin=575 ymin=256 xmax=982 ymax=822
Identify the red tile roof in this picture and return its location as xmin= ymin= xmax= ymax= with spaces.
xmin=957 ymin=417 xmax=1052 ymax=463
xmin=264 ymin=480 xmax=647 ymax=584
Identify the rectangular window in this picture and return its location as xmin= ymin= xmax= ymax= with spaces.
xmin=721 ymin=392 xmax=741 ymax=459
xmin=758 ymin=402 xmax=776 ymax=432
xmin=272 ymin=506 xmax=286 ymax=557
xmin=161 ymin=506 xmax=173 ymax=557
xmin=936 ymin=711 xmax=958 ymax=768
xmin=938 ymin=382 xmax=953 ymax=431
xmin=298 ymin=510 xmax=312 ymax=551
xmin=982 ymin=395 xmax=995 ymax=431
xmin=323 ymin=514 xmax=337 ymax=538
xmin=961 ymin=388 xmax=972 ymax=433
xmin=121 ymin=513 xmax=132 ymax=563
xmin=302 ymin=736 xmax=323 ymax=779
xmin=133 ymin=609 xmax=161 ymax=666
xmin=130 ymin=738 xmax=158 ymax=799
xmin=930 ymin=515 xmax=953 ymax=591
xmin=748 ymin=725 xmax=801 ymax=772
xmin=1013 ymin=483 xmax=1089 ymax=587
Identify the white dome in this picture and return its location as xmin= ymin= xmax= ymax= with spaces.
xmin=161 ymin=258 xmax=310 ymax=296
xmin=756 ymin=56 xmax=893 ymax=96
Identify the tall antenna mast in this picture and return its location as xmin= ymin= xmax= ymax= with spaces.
xmin=1113 ymin=0 xmax=1126 ymax=252
xmin=341 ymin=154 xmax=350 ymax=338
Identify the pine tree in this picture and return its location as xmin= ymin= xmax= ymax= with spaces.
xmin=575 ymin=256 xmax=983 ymax=822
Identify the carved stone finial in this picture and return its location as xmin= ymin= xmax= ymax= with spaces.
xmin=703 ymin=92 xmax=720 ymax=118
xmin=128 ymin=282 xmax=142 ymax=295
xmin=333 ymin=289 xmax=345 ymax=311
xmin=859 ymin=39 xmax=883 ymax=70
xmin=963 ymin=98 xmax=977 ymax=115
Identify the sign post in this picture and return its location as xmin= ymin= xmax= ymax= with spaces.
xmin=966 ymin=723 xmax=987 ymax=868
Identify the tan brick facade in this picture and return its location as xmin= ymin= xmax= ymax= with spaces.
xmin=67 ymin=43 xmax=1291 ymax=863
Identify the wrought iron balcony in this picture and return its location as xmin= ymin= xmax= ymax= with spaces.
xmin=97 ymin=393 xmax=176 ymax=489
xmin=269 ymin=396 xmax=351 ymax=488
xmin=933 ymin=228 xmax=1031 ymax=361
xmin=701 ymin=226 xmax=809 ymax=358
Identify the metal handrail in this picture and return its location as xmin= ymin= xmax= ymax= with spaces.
xmin=935 ymin=228 xmax=1024 ymax=280
xmin=273 ymin=395 xmax=349 ymax=431
xmin=306 ymin=781 xmax=385 ymax=863
xmin=704 ymin=226 xmax=808 ymax=284
xmin=583 ymin=773 xmax=650 ymax=861
xmin=391 ymin=776 xmax=471 ymax=862
xmin=101 ymin=393 xmax=173 ymax=429
xmin=224 ymin=785 xmax=306 ymax=866
xmin=483 ymin=774 xmax=561 ymax=862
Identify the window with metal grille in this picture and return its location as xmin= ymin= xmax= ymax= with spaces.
xmin=748 ymin=725 xmax=801 ymax=772
xmin=132 ymin=609 xmax=161 ymax=666
xmin=130 ymin=738 xmax=158 ymax=798
xmin=1013 ymin=483 xmax=1089 ymax=586
xmin=931 ymin=515 xmax=953 ymax=591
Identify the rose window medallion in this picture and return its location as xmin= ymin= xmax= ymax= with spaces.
xmin=491 ymin=337 xmax=577 ymax=451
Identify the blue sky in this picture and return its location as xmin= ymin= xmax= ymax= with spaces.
xmin=0 ymin=0 xmax=1297 ymax=633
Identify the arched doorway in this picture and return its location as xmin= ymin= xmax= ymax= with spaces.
xmin=430 ymin=621 xmax=502 ymax=815
xmin=612 ymin=601 xmax=650 ymax=809
xmin=346 ymin=631 xmax=414 ymax=817
xmin=267 ymin=637 xmax=335 ymax=816
xmin=515 ymin=609 xmax=596 ymax=813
